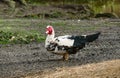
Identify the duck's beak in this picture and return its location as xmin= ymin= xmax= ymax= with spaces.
xmin=45 ymin=31 xmax=49 ymax=34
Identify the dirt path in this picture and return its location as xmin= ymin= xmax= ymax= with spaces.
xmin=0 ymin=19 xmax=120 ymax=78
xmin=25 ymin=59 xmax=120 ymax=78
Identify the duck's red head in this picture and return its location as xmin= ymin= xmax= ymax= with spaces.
xmin=46 ymin=25 xmax=53 ymax=35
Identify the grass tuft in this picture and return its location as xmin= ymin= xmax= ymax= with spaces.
xmin=0 ymin=31 xmax=45 ymax=44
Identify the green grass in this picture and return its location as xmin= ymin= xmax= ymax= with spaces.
xmin=0 ymin=19 xmax=45 ymax=44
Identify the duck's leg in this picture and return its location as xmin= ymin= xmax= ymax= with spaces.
xmin=63 ymin=52 xmax=69 ymax=61
xmin=51 ymin=52 xmax=69 ymax=61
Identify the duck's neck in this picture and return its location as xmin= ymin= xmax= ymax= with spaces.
xmin=46 ymin=33 xmax=55 ymax=41
xmin=45 ymin=31 xmax=55 ymax=48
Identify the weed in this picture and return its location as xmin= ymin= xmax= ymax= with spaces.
xmin=0 ymin=31 xmax=45 ymax=44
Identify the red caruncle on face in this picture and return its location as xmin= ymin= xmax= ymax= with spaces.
xmin=46 ymin=26 xmax=53 ymax=35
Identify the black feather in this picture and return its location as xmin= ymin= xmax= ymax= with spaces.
xmin=86 ymin=32 xmax=101 ymax=42
xmin=46 ymin=42 xmax=57 ymax=51
xmin=66 ymin=32 xmax=101 ymax=54
xmin=67 ymin=36 xmax=86 ymax=54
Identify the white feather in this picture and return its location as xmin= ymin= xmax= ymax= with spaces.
xmin=45 ymin=26 xmax=74 ymax=53
xmin=54 ymin=35 xmax=74 ymax=47
xmin=82 ymin=35 xmax=87 ymax=38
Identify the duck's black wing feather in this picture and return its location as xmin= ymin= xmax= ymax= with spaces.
xmin=66 ymin=35 xmax=86 ymax=54
xmin=66 ymin=32 xmax=101 ymax=54
xmin=67 ymin=35 xmax=86 ymax=47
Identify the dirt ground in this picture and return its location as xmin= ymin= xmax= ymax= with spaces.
xmin=25 ymin=60 xmax=120 ymax=78
xmin=0 ymin=2 xmax=120 ymax=78
xmin=0 ymin=19 xmax=120 ymax=78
